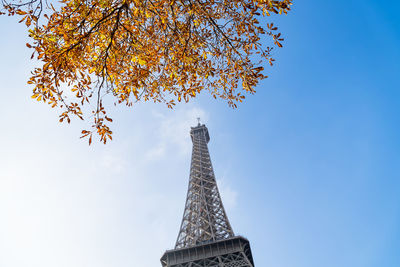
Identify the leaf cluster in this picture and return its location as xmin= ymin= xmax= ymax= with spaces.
xmin=2 ymin=0 xmax=292 ymax=144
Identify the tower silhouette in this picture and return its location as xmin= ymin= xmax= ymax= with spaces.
xmin=161 ymin=123 xmax=255 ymax=267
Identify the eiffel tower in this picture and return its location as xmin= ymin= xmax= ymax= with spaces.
xmin=161 ymin=122 xmax=255 ymax=267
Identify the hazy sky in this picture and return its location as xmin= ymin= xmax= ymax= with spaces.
xmin=1 ymin=0 xmax=399 ymax=267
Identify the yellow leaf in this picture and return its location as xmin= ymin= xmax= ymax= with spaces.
xmin=16 ymin=10 xmax=27 ymax=15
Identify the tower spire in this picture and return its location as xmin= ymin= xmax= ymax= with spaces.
xmin=161 ymin=123 xmax=255 ymax=267
xmin=175 ymin=123 xmax=234 ymax=249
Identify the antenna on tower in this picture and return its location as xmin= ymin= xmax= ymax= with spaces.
xmin=197 ymin=117 xmax=201 ymax=126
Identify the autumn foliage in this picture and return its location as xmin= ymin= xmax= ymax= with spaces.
xmin=1 ymin=0 xmax=292 ymax=144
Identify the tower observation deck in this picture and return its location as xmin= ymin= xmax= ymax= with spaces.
xmin=161 ymin=123 xmax=255 ymax=267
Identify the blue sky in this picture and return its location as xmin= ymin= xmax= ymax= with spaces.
xmin=0 ymin=1 xmax=399 ymax=267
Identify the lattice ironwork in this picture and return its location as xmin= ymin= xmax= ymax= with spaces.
xmin=160 ymin=123 xmax=255 ymax=267
xmin=175 ymin=123 xmax=234 ymax=249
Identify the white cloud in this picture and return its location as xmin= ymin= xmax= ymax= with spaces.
xmin=217 ymin=179 xmax=238 ymax=212
xmin=101 ymin=152 xmax=127 ymax=174
xmin=144 ymin=106 xmax=209 ymax=160
xmin=144 ymin=143 xmax=167 ymax=160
